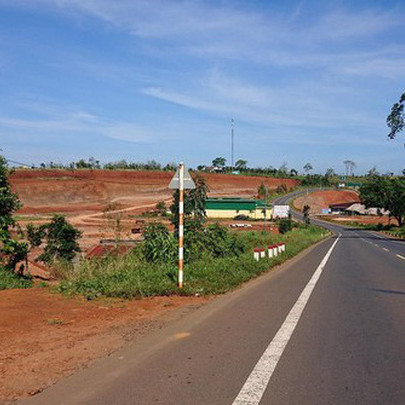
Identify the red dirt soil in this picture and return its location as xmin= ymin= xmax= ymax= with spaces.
xmin=294 ymin=190 xmax=360 ymax=214
xmin=12 ymin=169 xmax=298 ymax=250
xmin=11 ymin=169 xmax=298 ymax=214
xmin=0 ymin=288 xmax=211 ymax=402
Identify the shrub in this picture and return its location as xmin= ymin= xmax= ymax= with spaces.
xmin=143 ymin=222 xmax=177 ymax=264
xmin=278 ymin=218 xmax=293 ymax=234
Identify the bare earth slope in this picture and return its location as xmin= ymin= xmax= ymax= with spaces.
xmin=294 ymin=189 xmax=360 ymax=214
xmin=11 ymin=169 xmax=299 ymax=214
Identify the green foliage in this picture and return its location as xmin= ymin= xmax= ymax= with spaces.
xmin=303 ymin=205 xmax=311 ymax=226
xmin=235 ymin=159 xmax=248 ymax=170
xmin=155 ymin=201 xmax=167 ymax=215
xmin=143 ymin=221 xmax=244 ymax=264
xmin=278 ymin=218 xmax=293 ymax=234
xmin=143 ymin=222 xmax=177 ymax=264
xmin=36 ymin=215 xmax=82 ymax=264
xmin=60 ymin=226 xmax=327 ymax=299
xmin=257 ymin=182 xmax=269 ymax=199
xmin=0 ymin=266 xmax=32 ymax=290
xmin=0 ymin=154 xmax=29 ymax=273
xmin=360 ymin=176 xmax=405 ymax=227
xmin=170 ymin=174 xmax=209 ymax=229
xmin=387 ymin=92 xmax=405 ymax=139
xmin=303 ymin=162 xmax=313 ymax=173
xmin=212 ymin=157 xmax=226 ymax=167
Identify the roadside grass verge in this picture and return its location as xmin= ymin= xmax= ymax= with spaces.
xmin=0 ymin=267 xmax=33 ymax=290
xmin=60 ymin=225 xmax=329 ymax=299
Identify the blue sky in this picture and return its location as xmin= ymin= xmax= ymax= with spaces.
xmin=1 ymin=0 xmax=404 ymax=174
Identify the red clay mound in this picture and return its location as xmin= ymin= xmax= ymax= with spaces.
xmin=294 ymin=190 xmax=360 ymax=214
xmin=11 ymin=169 xmax=299 ymax=214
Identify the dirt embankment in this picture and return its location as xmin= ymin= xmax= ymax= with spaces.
xmin=11 ymin=169 xmax=299 ymax=214
xmin=294 ymin=190 xmax=360 ymax=214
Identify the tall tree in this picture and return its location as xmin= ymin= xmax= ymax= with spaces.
xmin=343 ymin=160 xmax=356 ymax=176
xmin=303 ymin=162 xmax=313 ymax=174
xmin=212 ymin=157 xmax=226 ymax=168
xmin=387 ymin=92 xmax=405 ymax=139
xmin=235 ymin=159 xmax=247 ymax=170
xmin=360 ymin=176 xmax=405 ymax=227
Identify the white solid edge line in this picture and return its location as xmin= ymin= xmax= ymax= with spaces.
xmin=396 ymin=254 xmax=405 ymax=260
xmin=232 ymin=233 xmax=341 ymax=405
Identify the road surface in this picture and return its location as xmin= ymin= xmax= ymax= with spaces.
xmin=21 ymin=191 xmax=405 ymax=404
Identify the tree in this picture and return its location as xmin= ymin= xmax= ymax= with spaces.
xmin=257 ymin=182 xmax=269 ymax=200
xmin=343 ymin=160 xmax=356 ymax=176
xmin=212 ymin=157 xmax=226 ymax=168
xmin=303 ymin=162 xmax=313 ymax=174
xmin=290 ymin=168 xmax=298 ymax=176
xmin=0 ymin=154 xmax=28 ymax=272
xmin=235 ymin=159 xmax=247 ymax=170
xmin=387 ymin=92 xmax=405 ymax=139
xmin=303 ymin=205 xmax=311 ymax=226
xmin=36 ymin=215 xmax=82 ymax=264
xmin=325 ymin=168 xmax=335 ymax=177
xmin=170 ymin=174 xmax=209 ymax=229
xmin=367 ymin=166 xmax=379 ymax=177
xmin=360 ymin=176 xmax=405 ymax=227
xmin=278 ymin=162 xmax=288 ymax=175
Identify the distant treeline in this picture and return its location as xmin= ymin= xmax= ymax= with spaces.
xmin=34 ymin=158 xmax=177 ymax=171
xmin=20 ymin=157 xmax=373 ymax=186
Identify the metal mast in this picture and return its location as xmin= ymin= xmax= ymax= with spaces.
xmin=231 ymin=118 xmax=234 ymax=170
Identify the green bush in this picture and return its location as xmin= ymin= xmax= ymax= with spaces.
xmin=278 ymin=218 xmax=293 ymax=234
xmin=0 ymin=266 xmax=32 ymax=290
xmin=143 ymin=222 xmax=177 ymax=264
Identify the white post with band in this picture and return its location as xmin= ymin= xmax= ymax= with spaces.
xmin=168 ymin=162 xmax=195 ymax=290
xmin=178 ymin=162 xmax=184 ymax=288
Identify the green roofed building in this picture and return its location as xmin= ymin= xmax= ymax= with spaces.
xmin=205 ymin=197 xmax=273 ymax=220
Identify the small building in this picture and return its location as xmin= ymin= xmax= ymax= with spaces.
xmin=205 ymin=197 xmax=272 ymax=219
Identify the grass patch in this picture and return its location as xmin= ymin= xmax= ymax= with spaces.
xmin=0 ymin=267 xmax=33 ymax=290
xmin=60 ymin=225 xmax=329 ymax=299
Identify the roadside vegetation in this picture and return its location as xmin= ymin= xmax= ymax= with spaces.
xmin=59 ymin=224 xmax=327 ymax=299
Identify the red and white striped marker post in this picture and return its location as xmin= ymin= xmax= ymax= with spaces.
xmin=253 ymin=248 xmax=260 ymax=261
xmin=268 ymin=245 xmax=273 ymax=258
xmin=272 ymin=244 xmax=278 ymax=257
xmin=260 ymin=248 xmax=265 ymax=259
xmin=178 ymin=162 xmax=184 ymax=288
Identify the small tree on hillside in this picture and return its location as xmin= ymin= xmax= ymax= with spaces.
xmin=36 ymin=215 xmax=82 ymax=264
xmin=257 ymin=182 xmax=269 ymax=200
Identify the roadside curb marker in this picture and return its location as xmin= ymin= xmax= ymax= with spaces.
xmin=236 ymin=234 xmax=341 ymax=405
xmin=253 ymin=244 xmax=286 ymax=261
xmin=396 ymin=254 xmax=405 ymax=260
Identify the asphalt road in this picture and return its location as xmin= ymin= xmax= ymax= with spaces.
xmin=21 ymin=191 xmax=405 ymax=405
